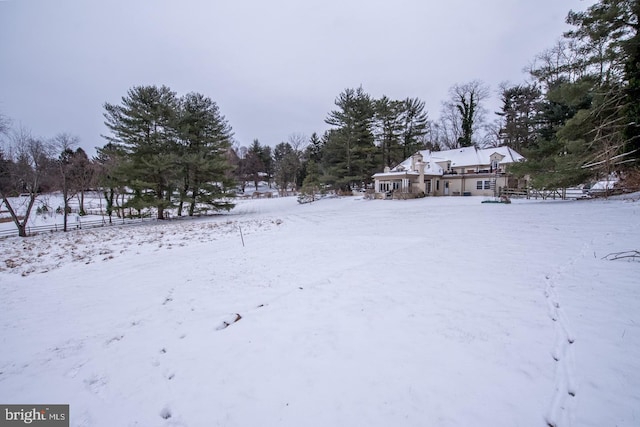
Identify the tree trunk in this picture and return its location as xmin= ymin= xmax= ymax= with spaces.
xmin=2 ymin=195 xmax=34 ymax=237
xmin=188 ymin=187 xmax=198 ymax=217
xmin=103 ymin=189 xmax=114 ymax=225
xmin=63 ymin=188 xmax=69 ymax=232
xmin=177 ymin=179 xmax=189 ymax=217
xmin=78 ymin=190 xmax=86 ymax=215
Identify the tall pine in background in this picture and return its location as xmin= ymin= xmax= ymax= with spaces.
xmin=375 ymin=96 xmax=404 ymax=168
xmin=103 ymin=85 xmax=234 ymax=218
xmin=176 ymin=92 xmax=235 ymax=216
xmin=514 ymin=0 xmax=640 ymax=189
xmin=103 ymin=85 xmax=179 ymax=219
xmin=324 ymin=86 xmax=377 ymax=190
xmin=400 ymin=97 xmax=429 ymax=159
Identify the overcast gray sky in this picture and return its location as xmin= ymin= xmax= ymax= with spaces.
xmin=0 ymin=0 xmax=596 ymax=154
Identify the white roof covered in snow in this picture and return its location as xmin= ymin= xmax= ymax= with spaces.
xmin=392 ymin=158 xmax=445 ymax=175
xmin=375 ymin=146 xmax=524 ymax=177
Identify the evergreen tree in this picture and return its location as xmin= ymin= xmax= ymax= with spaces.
xmin=103 ymin=85 xmax=179 ymax=220
xmin=497 ymin=84 xmax=542 ymax=152
xmin=273 ymin=142 xmax=300 ymax=194
xmin=245 ymin=139 xmax=265 ymax=191
xmin=375 ymin=96 xmax=404 ymax=167
xmin=306 ymin=132 xmax=325 ymax=164
xmin=400 ymin=97 xmax=429 ymax=158
xmin=299 ymin=159 xmax=322 ymax=202
xmin=566 ymin=0 xmax=640 ymax=162
xmin=324 ymin=86 xmax=377 ymax=190
xmin=176 ymin=91 xmax=235 ymax=216
xmin=512 ymin=78 xmax=595 ymax=188
xmin=516 ymin=0 xmax=640 ymax=189
xmin=259 ymin=145 xmax=274 ymax=188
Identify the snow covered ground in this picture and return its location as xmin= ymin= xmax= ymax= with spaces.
xmin=1 ymin=195 xmax=639 ymax=427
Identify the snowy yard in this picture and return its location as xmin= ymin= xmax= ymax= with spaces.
xmin=0 ymin=195 xmax=639 ymax=427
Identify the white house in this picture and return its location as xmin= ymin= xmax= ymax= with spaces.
xmin=372 ymin=146 xmax=525 ymax=197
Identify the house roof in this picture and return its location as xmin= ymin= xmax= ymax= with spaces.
xmin=373 ymin=145 xmax=524 ymax=178
xmin=418 ymin=146 xmax=524 ymax=168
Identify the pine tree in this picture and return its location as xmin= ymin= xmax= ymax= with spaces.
xmin=244 ymin=139 xmax=265 ymax=191
xmin=400 ymin=97 xmax=429 ymax=159
xmin=103 ymin=85 xmax=179 ymax=220
xmin=566 ymin=0 xmax=640 ymax=164
xmin=511 ymin=78 xmax=595 ymax=188
xmin=259 ymin=145 xmax=274 ymax=188
xmin=324 ymin=87 xmax=377 ymax=190
xmin=517 ymin=0 xmax=640 ymax=190
xmin=306 ymin=132 xmax=324 ymax=164
xmin=299 ymin=160 xmax=322 ymax=202
xmin=497 ymin=84 xmax=542 ymax=153
xmin=375 ymin=96 xmax=404 ymax=167
xmin=273 ymin=142 xmax=300 ymax=194
xmin=176 ymin=92 xmax=235 ymax=216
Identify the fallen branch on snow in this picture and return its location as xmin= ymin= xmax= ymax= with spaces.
xmin=602 ymin=250 xmax=640 ymax=262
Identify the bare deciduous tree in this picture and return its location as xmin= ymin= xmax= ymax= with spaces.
xmin=287 ymin=133 xmax=308 ymax=152
xmin=439 ymin=80 xmax=490 ymax=148
xmin=53 ymin=133 xmax=80 ymax=231
xmin=0 ymin=126 xmax=54 ymax=237
xmin=0 ymin=113 xmax=10 ymax=136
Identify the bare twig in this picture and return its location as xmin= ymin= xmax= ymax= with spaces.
xmin=602 ymin=250 xmax=640 ymax=261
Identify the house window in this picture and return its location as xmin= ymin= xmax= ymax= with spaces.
xmin=436 ymin=180 xmax=440 ymax=191
xmin=491 ymin=160 xmax=499 ymax=171
xmin=484 ymin=180 xmax=491 ymax=189
xmin=426 ymin=180 xmax=432 ymax=193
xmin=476 ymin=181 xmax=483 ymax=190
xmin=393 ymin=181 xmax=400 ymax=190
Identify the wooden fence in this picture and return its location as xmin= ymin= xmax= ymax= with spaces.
xmin=0 ymin=215 xmax=157 ymax=238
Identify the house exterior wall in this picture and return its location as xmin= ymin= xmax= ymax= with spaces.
xmin=375 ymin=174 xmax=512 ymax=197
xmin=373 ymin=147 xmax=523 ymax=197
xmin=374 ymin=174 xmax=423 ymax=194
xmin=440 ymin=174 xmax=510 ymax=196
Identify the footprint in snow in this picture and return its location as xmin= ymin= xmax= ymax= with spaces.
xmin=84 ymin=374 xmax=108 ymax=395
xmin=160 ymin=406 xmax=172 ymax=420
xmin=105 ymin=335 xmax=124 ymax=346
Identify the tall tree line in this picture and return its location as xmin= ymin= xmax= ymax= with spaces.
xmin=230 ymin=88 xmax=430 ymax=193
xmin=500 ymin=0 xmax=640 ymax=189
xmin=102 ymin=85 xmax=235 ymax=219
xmin=322 ymin=87 xmax=429 ymax=190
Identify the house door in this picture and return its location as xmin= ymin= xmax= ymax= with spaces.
xmin=444 ymin=181 xmax=449 ymax=196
